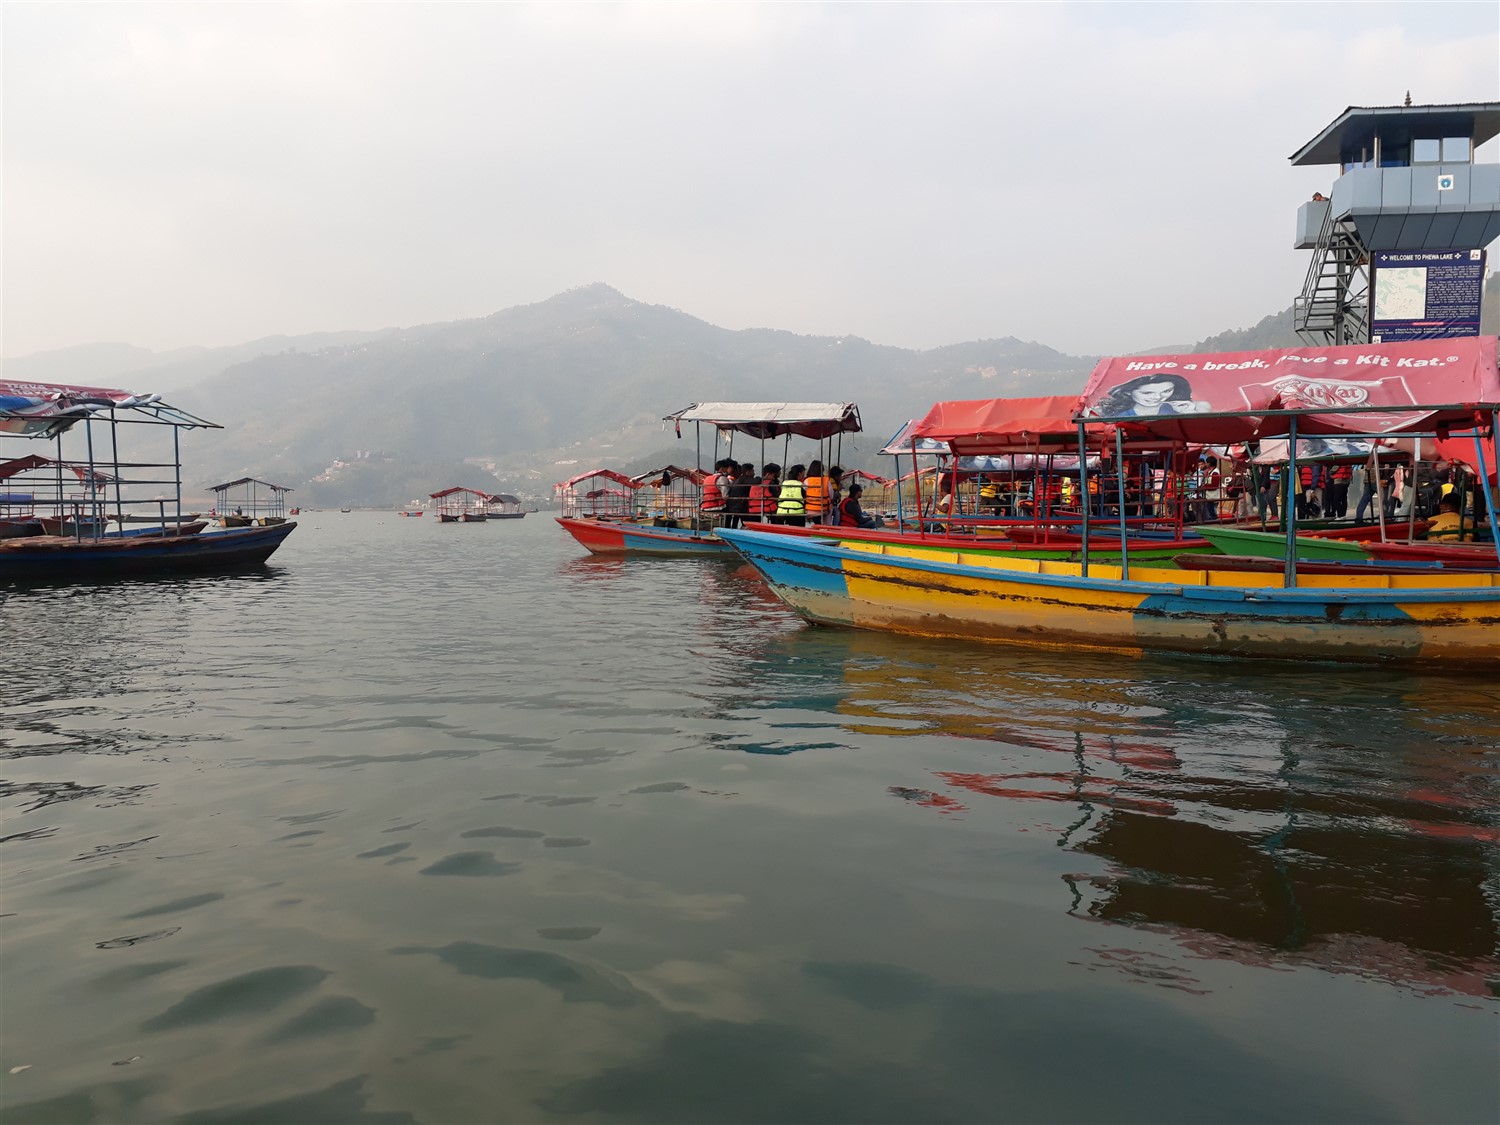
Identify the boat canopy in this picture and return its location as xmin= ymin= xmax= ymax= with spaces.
xmin=879 ymin=421 xmax=953 ymax=456
xmin=1 ymin=453 xmax=116 ymax=484
xmin=429 ymin=486 xmax=493 ymax=500
xmin=632 ymin=465 xmax=706 ymax=487
xmin=0 ymin=380 xmax=218 ymax=438
xmin=210 ymin=477 xmax=294 ymax=493
xmin=843 ymin=469 xmax=894 ymax=486
xmin=908 ymin=395 xmax=1108 ymax=455
xmin=1078 ymin=336 xmax=1500 ymax=442
xmin=1249 ymin=437 xmax=1409 ymax=465
xmin=488 ymin=493 xmax=521 ymax=505
xmin=664 ymin=402 xmax=862 ymax=439
xmin=1431 ymin=432 xmax=1499 ymax=482
xmin=555 ymin=469 xmax=640 ymax=490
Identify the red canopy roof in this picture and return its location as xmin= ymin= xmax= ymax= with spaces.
xmin=1079 ymin=337 xmax=1500 ymax=443
xmin=429 ymin=486 xmax=491 ymax=500
xmin=555 ymin=469 xmax=640 ymax=490
xmin=908 ymin=395 xmax=1103 ymax=455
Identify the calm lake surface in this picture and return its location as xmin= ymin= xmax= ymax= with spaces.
xmin=2 ymin=513 xmax=1497 ymax=1124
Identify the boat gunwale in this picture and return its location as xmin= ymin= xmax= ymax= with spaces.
xmin=715 ymin=527 xmax=1500 ymax=603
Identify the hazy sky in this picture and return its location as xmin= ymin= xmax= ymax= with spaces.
xmin=4 ymin=2 xmax=1497 ymax=360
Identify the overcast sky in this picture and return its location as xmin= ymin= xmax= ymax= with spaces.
xmin=4 ymin=2 xmax=1497 ymax=360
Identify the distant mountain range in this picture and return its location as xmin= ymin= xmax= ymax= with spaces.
xmin=5 ymin=279 xmax=1496 ymax=506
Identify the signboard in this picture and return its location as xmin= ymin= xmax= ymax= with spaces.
xmin=1371 ymin=249 xmax=1486 ymax=342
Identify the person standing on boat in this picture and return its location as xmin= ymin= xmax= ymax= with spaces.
xmin=701 ymin=459 xmax=732 ymax=516
xmin=1256 ymin=464 xmax=1279 ymax=525
xmin=803 ymin=461 xmax=831 ymax=523
xmin=757 ymin=464 xmax=782 ymax=523
xmin=826 ymin=466 xmax=845 ymax=525
xmin=776 ymin=464 xmax=807 ymax=527
xmin=724 ymin=464 xmax=754 ymax=529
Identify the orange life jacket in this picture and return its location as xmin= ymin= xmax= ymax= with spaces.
xmin=804 ymin=475 xmax=829 ymax=514
xmin=701 ymin=473 xmax=724 ymax=511
xmin=749 ymin=482 xmax=770 ymax=515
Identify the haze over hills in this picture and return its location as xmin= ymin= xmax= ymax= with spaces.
xmin=6 ymin=279 xmax=1497 ymax=506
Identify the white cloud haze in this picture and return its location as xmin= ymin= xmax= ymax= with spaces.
xmin=4 ymin=1 xmax=1497 ymax=358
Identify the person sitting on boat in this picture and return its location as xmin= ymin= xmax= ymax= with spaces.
xmin=837 ymin=484 xmax=882 ymax=529
xmin=1424 ymin=493 xmax=1467 ymax=541
xmin=775 ymin=465 xmax=807 ymax=526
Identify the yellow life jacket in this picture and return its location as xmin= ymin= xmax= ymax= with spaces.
xmin=777 ymin=479 xmax=805 ymax=515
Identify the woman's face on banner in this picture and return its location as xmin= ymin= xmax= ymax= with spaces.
xmin=1130 ymin=380 xmax=1179 ymax=412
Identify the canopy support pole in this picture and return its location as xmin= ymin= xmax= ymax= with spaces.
xmin=1407 ymin=438 xmax=1420 ymax=542
xmin=1284 ymin=417 xmax=1299 ymax=588
xmin=910 ymin=439 xmax=923 ymax=528
xmin=1372 ymin=444 xmax=1387 ymax=542
xmin=1474 ymin=417 xmax=1500 ymax=549
xmin=1077 ymin=422 xmax=1090 ymax=577
xmin=1114 ymin=428 xmax=1129 ymax=580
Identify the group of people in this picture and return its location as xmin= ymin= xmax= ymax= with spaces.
xmin=699 ymin=459 xmax=881 ymax=529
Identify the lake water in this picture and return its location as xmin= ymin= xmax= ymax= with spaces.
xmin=2 ymin=513 xmax=1497 ymax=1124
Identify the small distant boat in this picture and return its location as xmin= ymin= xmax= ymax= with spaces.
xmin=431 ymin=486 xmax=492 ymax=523
xmin=340 ymin=507 xmax=352 ymax=513
xmin=399 ymin=510 xmax=425 ymax=517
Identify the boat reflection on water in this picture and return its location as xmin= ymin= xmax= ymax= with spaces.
xmin=820 ymin=631 xmax=1500 ymax=1000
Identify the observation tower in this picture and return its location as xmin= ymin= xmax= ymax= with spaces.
xmin=1291 ymin=100 xmax=1500 ymax=345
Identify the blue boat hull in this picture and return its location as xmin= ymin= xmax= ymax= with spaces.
xmin=0 ymin=522 xmax=297 ymax=581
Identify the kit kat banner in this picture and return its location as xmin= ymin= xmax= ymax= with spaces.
xmin=1079 ymin=337 xmax=1500 ymax=443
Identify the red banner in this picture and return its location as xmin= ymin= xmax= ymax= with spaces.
xmin=1078 ymin=337 xmax=1499 ymax=443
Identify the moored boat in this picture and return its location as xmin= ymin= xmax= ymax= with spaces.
xmin=0 ymin=522 xmax=296 ymax=581
xmin=555 ymin=515 xmax=733 ymax=557
xmin=718 ymin=526 xmax=1500 ymax=666
xmin=1193 ymin=525 xmax=1372 ymax=560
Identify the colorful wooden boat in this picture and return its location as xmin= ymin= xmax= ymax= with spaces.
xmin=0 ymin=522 xmax=296 ymax=581
xmin=1175 ymin=554 xmax=1453 ymax=577
xmin=1363 ymin=541 xmax=1499 ymax=569
xmin=716 ymin=527 xmax=1500 ymax=667
xmin=749 ymin=521 xmax=1202 ymax=563
xmin=1192 ymin=525 xmax=1371 ymax=561
xmin=556 ymin=516 xmax=734 ymax=557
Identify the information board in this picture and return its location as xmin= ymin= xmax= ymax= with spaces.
xmin=1371 ymin=249 xmax=1486 ymax=342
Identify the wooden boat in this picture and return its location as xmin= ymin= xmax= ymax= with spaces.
xmin=399 ymin=510 xmax=425 ymax=517
xmin=438 ymin=513 xmax=460 ymax=523
xmin=1306 ymin=521 xmax=1430 ymax=541
xmin=0 ymin=517 xmax=42 ymax=539
xmin=1193 ymin=525 xmax=1371 ymax=561
xmin=460 ymin=512 xmax=488 ymax=522
xmin=716 ymin=526 xmax=1500 ymax=667
xmin=104 ymin=521 xmax=208 ymax=539
xmin=750 ymin=521 xmax=1201 ymax=563
xmin=0 ymin=522 xmax=296 ymax=581
xmin=1363 ymin=541 xmax=1499 ymax=569
xmin=1175 ymin=554 xmax=1453 ymax=577
xmin=219 ymin=514 xmax=254 ymax=528
xmin=556 ymin=515 xmax=734 ymax=557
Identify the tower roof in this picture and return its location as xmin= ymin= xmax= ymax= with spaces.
xmin=1289 ymin=102 xmax=1500 ymax=166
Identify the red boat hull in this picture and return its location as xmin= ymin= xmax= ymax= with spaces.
xmin=1363 ymin=541 xmax=1499 ymax=568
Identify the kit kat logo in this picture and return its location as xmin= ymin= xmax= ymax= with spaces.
xmin=1246 ymin=373 xmax=1419 ymax=411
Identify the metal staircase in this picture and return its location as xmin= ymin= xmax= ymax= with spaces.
xmin=1294 ymin=204 xmax=1370 ymax=346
